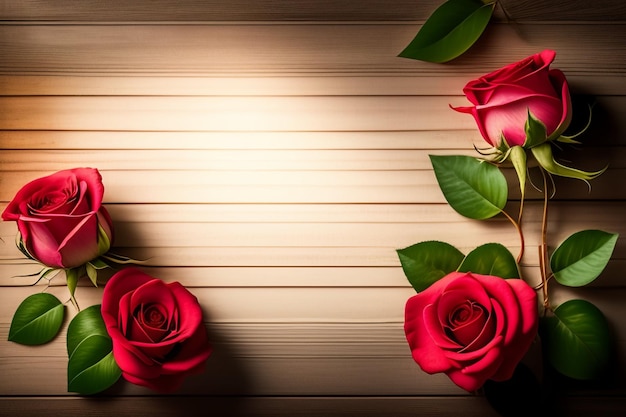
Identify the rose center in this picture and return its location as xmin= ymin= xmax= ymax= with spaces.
xmin=450 ymin=301 xmax=482 ymax=325
xmin=445 ymin=301 xmax=489 ymax=346
xmin=140 ymin=304 xmax=167 ymax=329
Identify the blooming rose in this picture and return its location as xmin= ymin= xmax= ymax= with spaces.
xmin=101 ymin=268 xmax=212 ymax=392
xmin=1 ymin=168 xmax=113 ymax=269
xmin=404 ymin=271 xmax=538 ymax=392
xmin=453 ymin=50 xmax=572 ymax=148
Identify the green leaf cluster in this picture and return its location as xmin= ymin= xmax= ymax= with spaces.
xmin=399 ymin=0 xmax=496 ymax=63
xmin=541 ymin=230 xmax=618 ymax=379
xmin=67 ymin=305 xmax=121 ymax=395
xmin=397 ymin=241 xmax=519 ymax=292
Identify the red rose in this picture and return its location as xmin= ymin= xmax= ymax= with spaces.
xmin=101 ymin=268 xmax=212 ymax=392
xmin=453 ymin=50 xmax=572 ymax=148
xmin=1 ymin=168 xmax=113 ymax=269
xmin=404 ymin=271 xmax=538 ymax=392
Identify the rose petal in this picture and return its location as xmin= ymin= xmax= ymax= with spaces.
xmin=462 ymin=346 xmax=504 ymax=376
xmin=129 ymin=280 xmax=178 ymax=330
xmin=161 ymin=325 xmax=212 ymax=374
xmin=489 ymin=279 xmax=538 ymax=381
xmin=423 ymin=303 xmax=461 ymax=350
xmin=56 ymin=214 xmax=101 ymax=267
xmin=446 ymin=368 xmax=486 ymax=392
xmin=472 ymin=274 xmax=524 ymax=346
xmin=405 ymin=272 xmax=470 ymax=374
xmin=19 ymin=219 xmax=64 ymax=267
xmin=102 ymin=268 xmax=155 ymax=319
xmin=451 ymin=303 xmax=494 ymax=350
xmin=122 ymin=371 xmax=187 ymax=394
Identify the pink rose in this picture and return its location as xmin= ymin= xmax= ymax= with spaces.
xmin=404 ymin=271 xmax=538 ymax=392
xmin=453 ymin=50 xmax=572 ymax=148
xmin=101 ymin=268 xmax=212 ymax=392
xmin=1 ymin=168 xmax=113 ymax=269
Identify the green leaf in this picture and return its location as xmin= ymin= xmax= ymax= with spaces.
xmin=543 ymin=299 xmax=611 ymax=380
xmin=68 ymin=335 xmax=121 ymax=395
xmin=398 ymin=0 xmax=495 ymax=63
xmin=550 ymin=230 xmax=619 ymax=287
xmin=397 ymin=241 xmax=465 ymax=292
xmin=67 ymin=305 xmax=121 ymax=394
xmin=430 ymin=155 xmax=508 ymax=219
xmin=8 ymin=293 xmax=65 ymax=345
xmin=67 ymin=304 xmax=109 ymax=357
xmin=531 ymin=143 xmax=607 ymax=182
xmin=458 ymin=243 xmax=520 ymax=278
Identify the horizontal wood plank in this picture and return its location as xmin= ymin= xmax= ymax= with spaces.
xmin=0 ymin=148 xmax=622 ymax=171
xmin=0 ymin=24 xmax=624 ymax=76
xmin=0 ymin=397 xmax=505 ymax=417
xmin=0 ymin=130 xmax=480 ymax=150
xmin=2 ymin=74 xmax=625 ymax=96
xmin=1 ymin=169 xmax=622 ymax=203
xmin=2 ymin=0 xmax=625 ymax=22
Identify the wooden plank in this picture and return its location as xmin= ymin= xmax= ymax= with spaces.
xmin=2 ymin=0 xmax=625 ymax=22
xmin=1 ymin=96 xmax=624 ymax=137
xmin=0 ymin=397 xmax=506 ymax=417
xmin=1 ymin=283 xmax=624 ymax=325
xmin=2 ymin=261 xmax=624 ymax=288
xmin=0 ymin=396 xmax=623 ymax=417
xmin=1 ymin=74 xmax=624 ymax=96
xmin=0 ymin=96 xmax=475 ymax=131
xmin=1 ymin=169 xmax=623 ymax=203
xmin=2 ymin=216 xmax=622 ymax=258
xmin=0 ymin=130 xmax=481 ymax=150
xmin=0 ymin=148 xmax=622 ymax=171
xmin=0 ymin=24 xmax=624 ymax=76
xmin=0 ymin=149 xmax=480 ymax=171
xmin=0 ymin=0 xmax=448 ymax=22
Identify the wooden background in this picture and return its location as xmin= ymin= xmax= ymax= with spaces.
xmin=0 ymin=0 xmax=625 ymax=415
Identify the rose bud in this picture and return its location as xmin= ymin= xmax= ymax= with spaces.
xmin=453 ymin=50 xmax=572 ymax=149
xmin=2 ymin=168 xmax=114 ymax=269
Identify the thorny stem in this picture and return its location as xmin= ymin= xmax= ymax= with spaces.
xmin=501 ymin=209 xmax=525 ymax=263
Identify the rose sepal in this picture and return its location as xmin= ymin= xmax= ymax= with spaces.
xmin=523 ymin=110 xmax=548 ymax=149
xmin=556 ymin=103 xmax=593 ymax=145
xmin=508 ymin=146 xmax=527 ymax=203
xmin=530 ymin=143 xmax=607 ymax=183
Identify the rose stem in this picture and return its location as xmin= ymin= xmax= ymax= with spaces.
xmin=501 ymin=209 xmax=525 ymax=264
xmin=538 ymin=167 xmax=551 ymax=313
